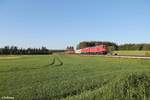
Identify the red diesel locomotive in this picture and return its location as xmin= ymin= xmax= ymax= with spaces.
xmin=81 ymin=44 xmax=108 ymax=55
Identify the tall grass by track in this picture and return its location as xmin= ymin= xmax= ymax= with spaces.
xmin=0 ymin=54 xmax=150 ymax=100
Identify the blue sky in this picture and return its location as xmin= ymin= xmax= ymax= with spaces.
xmin=0 ymin=0 xmax=150 ymax=49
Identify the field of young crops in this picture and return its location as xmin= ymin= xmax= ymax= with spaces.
xmin=113 ymin=50 xmax=150 ymax=56
xmin=0 ymin=54 xmax=150 ymax=100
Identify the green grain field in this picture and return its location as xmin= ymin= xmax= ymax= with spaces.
xmin=113 ymin=50 xmax=150 ymax=56
xmin=0 ymin=55 xmax=150 ymax=100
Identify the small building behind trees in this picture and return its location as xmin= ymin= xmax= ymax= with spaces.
xmin=66 ymin=46 xmax=75 ymax=54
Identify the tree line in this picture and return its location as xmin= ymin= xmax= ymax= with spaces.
xmin=119 ymin=44 xmax=150 ymax=51
xmin=77 ymin=41 xmax=150 ymax=51
xmin=66 ymin=46 xmax=74 ymax=50
xmin=0 ymin=46 xmax=50 ymax=55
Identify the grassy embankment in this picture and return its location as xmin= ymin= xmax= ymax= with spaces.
xmin=0 ymin=54 xmax=150 ymax=100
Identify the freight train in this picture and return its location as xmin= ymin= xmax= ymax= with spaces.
xmin=79 ymin=44 xmax=108 ymax=55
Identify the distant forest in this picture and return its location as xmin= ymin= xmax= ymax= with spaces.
xmin=0 ymin=46 xmax=66 ymax=55
xmin=0 ymin=46 xmax=51 ymax=55
xmin=77 ymin=41 xmax=150 ymax=51
xmin=0 ymin=42 xmax=150 ymax=55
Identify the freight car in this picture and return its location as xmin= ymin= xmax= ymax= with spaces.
xmin=80 ymin=44 xmax=108 ymax=55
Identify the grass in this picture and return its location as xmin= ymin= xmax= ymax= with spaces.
xmin=0 ymin=54 xmax=150 ymax=100
xmin=113 ymin=50 xmax=150 ymax=56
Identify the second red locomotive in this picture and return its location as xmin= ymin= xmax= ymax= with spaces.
xmin=80 ymin=44 xmax=108 ymax=55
